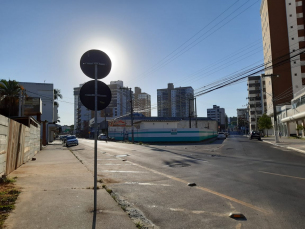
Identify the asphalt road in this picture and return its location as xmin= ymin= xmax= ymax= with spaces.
xmin=70 ymin=135 xmax=305 ymax=229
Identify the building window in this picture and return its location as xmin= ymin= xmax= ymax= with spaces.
xmin=294 ymin=61 xmax=297 ymax=64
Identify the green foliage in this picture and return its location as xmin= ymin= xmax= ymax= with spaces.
xmin=296 ymin=124 xmax=303 ymax=131
xmin=0 ymin=79 xmax=24 ymax=117
xmin=258 ymin=113 xmax=273 ymax=130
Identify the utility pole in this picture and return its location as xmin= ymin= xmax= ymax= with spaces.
xmin=195 ymin=97 xmax=197 ymax=128
xmin=189 ymin=97 xmax=194 ymax=128
xmin=262 ymin=74 xmax=280 ymax=143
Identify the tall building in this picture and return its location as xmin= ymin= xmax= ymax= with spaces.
xmin=157 ymin=83 xmax=194 ymax=117
xmin=74 ymin=84 xmax=96 ymax=135
xmin=207 ymin=105 xmax=226 ymax=125
xmin=237 ymin=108 xmax=249 ymax=132
xmin=247 ymin=76 xmax=266 ymax=131
xmin=260 ymin=0 xmax=305 ymax=116
xmin=106 ymin=80 xmax=132 ymax=117
xmin=134 ymin=87 xmax=151 ymax=117
xmin=74 ymin=80 xmax=132 ymax=134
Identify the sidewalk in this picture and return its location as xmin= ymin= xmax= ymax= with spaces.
xmin=262 ymin=136 xmax=305 ymax=154
xmin=4 ymin=140 xmax=136 ymax=229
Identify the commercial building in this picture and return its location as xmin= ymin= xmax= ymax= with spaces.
xmin=247 ymin=76 xmax=266 ymax=131
xmin=134 ymin=87 xmax=151 ymax=117
xmin=157 ymin=83 xmax=194 ymax=117
xmin=260 ymin=0 xmax=305 ymax=117
xmin=207 ymin=105 xmax=226 ymax=127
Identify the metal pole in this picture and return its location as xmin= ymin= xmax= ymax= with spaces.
xmin=189 ymin=98 xmax=191 ymax=128
xmin=93 ymin=64 xmax=98 ymax=229
xmin=130 ymin=88 xmax=134 ymax=143
xmin=195 ymin=97 xmax=197 ymax=128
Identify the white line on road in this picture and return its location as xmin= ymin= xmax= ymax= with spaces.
xmin=99 ymin=170 xmax=148 ymax=173
xmin=259 ymin=171 xmax=305 ymax=180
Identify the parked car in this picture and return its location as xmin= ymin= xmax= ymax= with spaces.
xmin=98 ymin=134 xmax=107 ymax=140
xmin=217 ymin=132 xmax=226 ymax=139
xmin=61 ymin=135 xmax=69 ymax=143
xmin=66 ymin=136 xmax=78 ymax=147
xmin=224 ymin=132 xmax=229 ymax=137
xmin=249 ymin=131 xmax=261 ymax=140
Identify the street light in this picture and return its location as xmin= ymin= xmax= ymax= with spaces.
xmin=261 ymin=73 xmax=280 ymax=143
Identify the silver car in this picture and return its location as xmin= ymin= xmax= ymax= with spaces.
xmin=66 ymin=136 xmax=78 ymax=147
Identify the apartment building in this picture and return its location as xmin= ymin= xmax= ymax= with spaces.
xmin=207 ymin=105 xmax=226 ymax=126
xmin=247 ymin=76 xmax=266 ymax=131
xmin=237 ymin=108 xmax=249 ymax=132
xmin=157 ymin=83 xmax=194 ymax=117
xmin=260 ymin=0 xmax=305 ymax=116
xmin=134 ymin=87 xmax=151 ymax=117
xmin=74 ymin=80 xmax=132 ymax=134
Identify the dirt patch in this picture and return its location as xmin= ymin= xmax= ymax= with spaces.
xmin=0 ymin=177 xmax=20 ymax=228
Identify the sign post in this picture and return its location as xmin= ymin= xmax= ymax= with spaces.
xmin=79 ymin=50 xmax=112 ymax=229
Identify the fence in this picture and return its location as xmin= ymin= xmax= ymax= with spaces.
xmin=0 ymin=115 xmax=40 ymax=176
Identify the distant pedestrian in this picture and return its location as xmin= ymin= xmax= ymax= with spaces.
xmin=279 ymin=132 xmax=282 ymax=138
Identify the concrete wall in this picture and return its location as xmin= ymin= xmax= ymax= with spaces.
xmin=140 ymin=122 xmax=178 ymax=129
xmin=178 ymin=120 xmax=218 ymax=132
xmin=108 ymin=126 xmax=217 ymax=142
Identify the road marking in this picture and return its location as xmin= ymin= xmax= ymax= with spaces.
xmin=99 ymin=170 xmax=147 ymax=173
xmin=259 ymin=171 xmax=305 ymax=180
xmin=127 ymin=161 xmax=271 ymax=214
xmin=125 ymin=182 xmax=171 ymax=186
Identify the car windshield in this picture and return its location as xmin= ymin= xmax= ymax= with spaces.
xmin=67 ymin=136 xmax=76 ymax=140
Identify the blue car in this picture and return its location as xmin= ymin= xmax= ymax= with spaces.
xmin=66 ymin=136 xmax=78 ymax=147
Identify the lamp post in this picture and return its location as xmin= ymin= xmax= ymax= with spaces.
xmin=261 ymin=74 xmax=280 ymax=143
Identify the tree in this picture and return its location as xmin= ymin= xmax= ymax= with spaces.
xmin=0 ymin=79 xmax=24 ymax=117
xmin=296 ymin=124 xmax=303 ymax=137
xmin=54 ymin=89 xmax=62 ymax=107
xmin=258 ymin=113 xmax=273 ymax=136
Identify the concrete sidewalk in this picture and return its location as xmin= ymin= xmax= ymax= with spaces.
xmin=4 ymin=140 xmax=136 ymax=229
xmin=262 ymin=136 xmax=305 ymax=154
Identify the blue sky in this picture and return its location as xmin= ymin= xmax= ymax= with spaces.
xmin=0 ymin=0 xmax=263 ymax=125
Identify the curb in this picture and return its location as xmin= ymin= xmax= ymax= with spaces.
xmin=262 ymin=140 xmax=305 ymax=155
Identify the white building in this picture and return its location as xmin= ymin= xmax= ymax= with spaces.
xmin=18 ymin=82 xmax=56 ymax=123
xmin=207 ymin=105 xmax=226 ymax=125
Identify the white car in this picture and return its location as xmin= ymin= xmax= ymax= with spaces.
xmin=66 ymin=136 xmax=78 ymax=147
xmin=98 ymin=134 xmax=107 ymax=140
xmin=217 ymin=132 xmax=226 ymax=139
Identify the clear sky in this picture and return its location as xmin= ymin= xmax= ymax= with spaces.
xmin=0 ymin=0 xmax=263 ymax=125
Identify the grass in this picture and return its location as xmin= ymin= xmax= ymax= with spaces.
xmin=0 ymin=177 xmax=20 ymax=228
xmin=135 ymin=221 xmax=144 ymax=229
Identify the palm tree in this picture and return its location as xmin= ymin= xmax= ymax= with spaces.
xmin=0 ymin=79 xmax=23 ymax=117
xmin=54 ymin=89 xmax=62 ymax=107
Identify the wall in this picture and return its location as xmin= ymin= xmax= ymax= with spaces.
xmin=19 ymin=82 xmax=54 ymax=122
xmin=0 ymin=116 xmax=8 ymax=175
xmin=0 ymin=115 xmax=40 ymax=176
xmin=140 ymin=122 xmax=178 ymax=129
xmin=108 ymin=126 xmax=217 ymax=142
xmin=178 ymin=120 xmax=218 ymax=132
